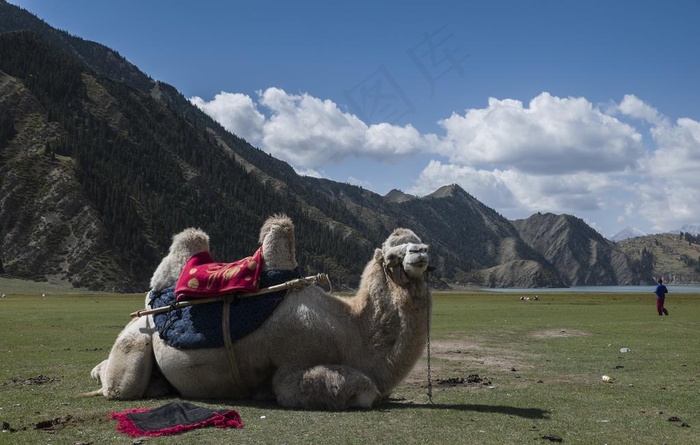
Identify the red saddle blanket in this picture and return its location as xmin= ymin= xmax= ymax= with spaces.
xmin=175 ymin=247 xmax=263 ymax=300
xmin=111 ymin=402 xmax=243 ymax=437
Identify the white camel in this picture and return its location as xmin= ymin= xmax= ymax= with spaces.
xmin=88 ymin=214 xmax=432 ymax=410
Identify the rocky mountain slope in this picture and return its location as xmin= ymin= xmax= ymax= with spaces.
xmin=512 ymin=213 xmax=637 ymax=286
xmin=617 ymin=233 xmax=700 ymax=284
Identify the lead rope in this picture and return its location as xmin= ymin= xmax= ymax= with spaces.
xmin=425 ymin=271 xmax=434 ymax=404
xmin=426 ymin=305 xmax=434 ymax=404
xmin=222 ymin=295 xmax=250 ymax=397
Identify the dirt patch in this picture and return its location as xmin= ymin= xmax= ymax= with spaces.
xmin=2 ymin=421 xmax=22 ymax=433
xmin=3 ymin=375 xmax=58 ymax=386
xmin=435 ymin=374 xmax=492 ymax=387
xmin=404 ymin=339 xmax=537 ymax=388
xmin=530 ymin=329 xmax=590 ymax=339
xmin=34 ymin=415 xmax=76 ymax=432
xmin=2 ymin=416 xmax=79 ymax=435
xmin=430 ymin=339 xmax=536 ymax=371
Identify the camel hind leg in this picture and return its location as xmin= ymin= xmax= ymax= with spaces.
xmin=89 ymin=316 xmax=158 ymax=399
xmin=272 ymin=365 xmax=380 ymax=410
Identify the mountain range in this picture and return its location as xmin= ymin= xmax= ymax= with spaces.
xmin=1 ymin=1 xmax=698 ymax=291
xmin=611 ymin=227 xmax=646 ymax=242
xmin=611 ymin=224 xmax=700 ymax=242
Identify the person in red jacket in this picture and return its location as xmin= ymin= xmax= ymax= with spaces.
xmin=654 ymin=278 xmax=669 ymax=316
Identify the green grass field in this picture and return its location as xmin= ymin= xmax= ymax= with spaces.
xmin=0 ymin=283 xmax=697 ymax=444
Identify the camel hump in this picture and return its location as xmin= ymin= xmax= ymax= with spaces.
xmin=150 ymin=228 xmax=210 ymax=291
xmin=259 ymin=214 xmax=297 ymax=271
xmin=170 ymin=227 xmax=210 ymax=256
xmin=259 ymin=214 xmax=294 ymax=244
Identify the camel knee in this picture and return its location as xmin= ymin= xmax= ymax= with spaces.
xmin=272 ymin=365 xmax=380 ymax=410
xmin=90 ymin=359 xmax=108 ymax=384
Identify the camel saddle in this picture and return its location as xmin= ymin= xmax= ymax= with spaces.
xmin=150 ymin=265 xmax=300 ymax=350
xmin=174 ymin=248 xmax=264 ymax=300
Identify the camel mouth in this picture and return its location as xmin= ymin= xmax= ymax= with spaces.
xmin=403 ymin=259 xmax=429 ymax=277
xmin=402 ymin=243 xmax=430 ymax=275
xmin=409 ymin=259 xmax=429 ymax=269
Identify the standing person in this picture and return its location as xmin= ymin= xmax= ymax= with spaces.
xmin=654 ymin=278 xmax=669 ymax=316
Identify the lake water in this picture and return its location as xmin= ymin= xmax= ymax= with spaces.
xmin=484 ymin=285 xmax=700 ymax=294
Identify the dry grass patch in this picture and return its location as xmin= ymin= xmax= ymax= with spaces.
xmin=529 ymin=328 xmax=590 ymax=339
xmin=403 ymin=338 xmax=539 ymax=390
xmin=430 ymin=339 xmax=537 ymax=371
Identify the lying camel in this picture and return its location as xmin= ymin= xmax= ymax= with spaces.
xmin=89 ymin=214 xmax=432 ymax=410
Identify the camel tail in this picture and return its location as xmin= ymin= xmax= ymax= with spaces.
xmin=75 ymin=389 xmax=103 ymax=398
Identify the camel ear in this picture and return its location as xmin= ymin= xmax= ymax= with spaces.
xmin=373 ymin=248 xmax=384 ymax=263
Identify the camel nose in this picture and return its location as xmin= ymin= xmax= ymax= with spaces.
xmin=411 ymin=256 xmax=429 ymax=269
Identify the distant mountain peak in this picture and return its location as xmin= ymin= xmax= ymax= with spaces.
xmin=611 ymin=226 xmax=646 ymax=242
xmin=384 ymin=189 xmax=416 ymax=203
xmin=427 ymin=184 xmax=466 ymax=199
xmin=673 ymin=224 xmax=700 ymax=236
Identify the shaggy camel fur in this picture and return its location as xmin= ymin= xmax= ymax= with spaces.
xmin=89 ymin=214 xmax=431 ymax=410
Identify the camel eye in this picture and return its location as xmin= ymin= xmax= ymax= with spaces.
xmin=407 ymin=244 xmax=427 ymax=254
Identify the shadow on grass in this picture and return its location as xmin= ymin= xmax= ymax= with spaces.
xmin=213 ymin=398 xmax=550 ymax=419
xmin=381 ymin=400 xmax=550 ymax=419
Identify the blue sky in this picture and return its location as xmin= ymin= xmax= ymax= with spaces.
xmin=9 ymin=0 xmax=700 ymax=237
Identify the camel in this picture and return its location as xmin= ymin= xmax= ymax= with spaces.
xmin=88 ymin=214 xmax=432 ymax=410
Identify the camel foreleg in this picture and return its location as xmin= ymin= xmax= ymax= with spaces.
xmin=272 ymin=364 xmax=380 ymax=410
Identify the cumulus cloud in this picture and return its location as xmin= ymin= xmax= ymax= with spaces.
xmin=415 ymin=162 xmax=622 ymax=214
xmin=649 ymin=117 xmax=700 ymax=174
xmin=435 ymin=93 xmax=644 ymax=174
xmin=634 ymin=115 xmax=700 ymax=229
xmin=191 ymin=87 xmax=429 ymax=169
xmin=616 ymin=94 xmax=666 ymax=125
xmin=409 ymin=160 xmax=520 ymax=211
xmin=190 ymin=92 xmax=265 ymax=143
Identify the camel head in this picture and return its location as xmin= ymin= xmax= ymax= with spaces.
xmin=376 ymin=228 xmax=430 ymax=285
xmin=259 ymin=214 xmax=298 ymax=271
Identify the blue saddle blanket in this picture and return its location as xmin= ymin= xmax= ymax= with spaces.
xmin=149 ymin=269 xmax=299 ymax=349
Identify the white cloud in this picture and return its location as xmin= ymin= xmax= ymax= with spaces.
xmin=616 ymin=94 xmax=666 ymax=125
xmin=435 ymin=92 xmax=644 ymax=174
xmin=649 ymin=117 xmax=700 ymax=176
xmin=412 ymin=162 xmax=622 ymax=218
xmin=634 ymin=181 xmax=700 ymax=231
xmin=191 ymin=88 xmax=430 ymax=169
xmin=347 ymin=176 xmax=373 ymax=189
xmin=634 ymin=115 xmax=700 ymax=229
xmin=497 ymin=169 xmax=619 ymax=214
xmin=409 ymin=160 xmax=520 ymax=211
xmin=293 ymin=167 xmax=324 ymax=178
xmin=190 ymin=92 xmax=265 ymax=144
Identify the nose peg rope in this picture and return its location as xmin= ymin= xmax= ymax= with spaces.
xmin=425 ymin=268 xmax=434 ymax=404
